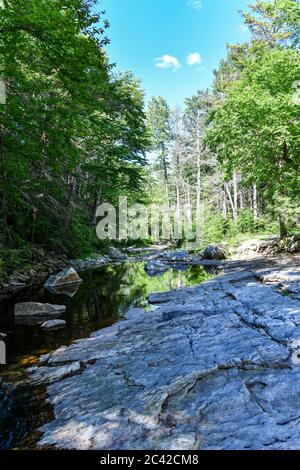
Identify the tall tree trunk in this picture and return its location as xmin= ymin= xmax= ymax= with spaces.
xmin=279 ymin=213 xmax=287 ymax=239
xmin=182 ymin=178 xmax=192 ymax=224
xmin=233 ymin=172 xmax=238 ymax=221
xmin=253 ymin=184 xmax=258 ymax=221
xmin=174 ymin=145 xmax=181 ymax=240
xmin=161 ymin=147 xmax=173 ymax=239
xmin=225 ymin=182 xmax=237 ymax=221
xmin=223 ymin=186 xmax=227 ymax=218
xmin=92 ymin=186 xmax=102 ymax=225
xmin=196 ymin=119 xmax=201 ymax=215
xmin=239 ymin=190 xmax=244 ymax=210
xmin=0 ymin=125 xmax=11 ymax=241
xmin=278 ymin=142 xmax=288 ymax=239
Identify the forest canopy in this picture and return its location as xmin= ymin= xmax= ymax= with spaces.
xmin=0 ymin=0 xmax=149 ymax=256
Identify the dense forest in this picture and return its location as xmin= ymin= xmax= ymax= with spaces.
xmin=0 ymin=0 xmax=300 ymax=271
xmin=147 ymin=0 xmax=300 ymax=244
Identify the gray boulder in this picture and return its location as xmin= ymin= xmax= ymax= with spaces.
xmin=41 ymin=319 xmax=67 ymax=331
xmin=15 ymin=302 xmax=66 ymax=317
xmin=145 ymin=259 xmax=169 ymax=274
xmin=162 ymin=250 xmax=190 ymax=262
xmin=45 ymin=267 xmax=82 ymax=288
xmin=202 ymin=244 xmax=226 ymax=260
xmin=108 ymin=247 xmax=127 ymax=260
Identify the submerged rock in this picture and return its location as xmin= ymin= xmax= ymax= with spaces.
xmin=44 ymin=267 xmax=82 ymax=288
xmin=201 ymin=244 xmax=226 ymax=260
xmin=41 ymin=319 xmax=67 ymax=331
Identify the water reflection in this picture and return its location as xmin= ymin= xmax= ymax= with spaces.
xmin=0 ymin=262 xmax=212 ymax=365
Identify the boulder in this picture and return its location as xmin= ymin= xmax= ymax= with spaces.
xmin=44 ymin=267 xmax=82 ymax=288
xmin=162 ymin=250 xmax=191 ymax=263
xmin=145 ymin=260 xmax=169 ymax=275
xmin=287 ymin=236 xmax=300 ymax=253
xmin=15 ymin=302 xmax=66 ymax=317
xmin=108 ymin=247 xmax=127 ymax=260
xmin=41 ymin=319 xmax=67 ymax=331
xmin=201 ymin=245 xmax=226 ymax=260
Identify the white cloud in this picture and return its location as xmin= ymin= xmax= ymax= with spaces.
xmin=187 ymin=0 xmax=203 ymax=10
xmin=154 ymin=55 xmax=181 ymax=71
xmin=187 ymin=52 xmax=202 ymax=66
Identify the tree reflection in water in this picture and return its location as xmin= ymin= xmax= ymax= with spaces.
xmin=0 ymin=262 xmax=212 ymax=365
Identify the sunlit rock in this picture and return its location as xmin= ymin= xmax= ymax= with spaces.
xmin=162 ymin=250 xmax=191 ymax=262
xmin=44 ymin=267 xmax=82 ymax=288
xmin=108 ymin=247 xmax=127 ymax=260
xmin=41 ymin=319 xmax=67 ymax=331
xmin=201 ymin=244 xmax=227 ymax=260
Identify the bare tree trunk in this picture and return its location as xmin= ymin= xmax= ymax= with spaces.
xmin=225 ymin=182 xmax=237 ymax=221
xmin=278 ymin=143 xmax=288 ymax=239
xmin=161 ymin=148 xmax=173 ymax=239
xmin=196 ymin=117 xmax=202 ymax=215
xmin=182 ymin=178 xmax=192 ymax=224
xmin=253 ymin=184 xmax=258 ymax=221
xmin=239 ymin=190 xmax=244 ymax=210
xmin=223 ymin=187 xmax=227 ymax=218
xmin=233 ymin=172 xmax=238 ymax=220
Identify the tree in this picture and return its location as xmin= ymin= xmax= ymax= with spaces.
xmin=184 ymin=90 xmax=214 ymax=215
xmin=241 ymin=0 xmax=300 ymax=48
xmin=207 ymin=45 xmax=300 ymax=238
xmin=147 ymin=96 xmax=172 ymax=209
xmin=0 ymin=0 xmax=149 ymax=253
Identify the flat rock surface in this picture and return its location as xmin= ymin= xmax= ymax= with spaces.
xmin=30 ymin=255 xmax=300 ymax=450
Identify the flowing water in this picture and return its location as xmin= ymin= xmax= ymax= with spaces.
xmin=0 ymin=260 xmax=213 ymax=449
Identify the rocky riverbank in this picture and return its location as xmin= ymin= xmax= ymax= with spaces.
xmin=0 ymin=254 xmax=111 ymax=301
xmin=22 ymin=253 xmax=300 ymax=450
xmin=0 ymin=245 xmax=221 ymax=301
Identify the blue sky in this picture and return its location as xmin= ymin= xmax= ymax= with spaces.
xmin=99 ymin=0 xmax=251 ymax=106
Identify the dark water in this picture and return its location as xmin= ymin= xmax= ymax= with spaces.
xmin=0 ymin=261 xmax=212 ymax=366
xmin=0 ymin=260 xmax=212 ymax=449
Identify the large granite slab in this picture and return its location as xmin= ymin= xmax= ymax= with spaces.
xmin=28 ymin=261 xmax=300 ymax=450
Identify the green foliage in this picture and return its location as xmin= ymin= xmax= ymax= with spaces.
xmin=242 ymin=0 xmax=300 ymax=47
xmin=204 ymin=0 xmax=300 ymax=239
xmin=0 ymin=0 xmax=149 ymax=257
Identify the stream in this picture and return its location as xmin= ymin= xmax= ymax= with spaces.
xmin=0 ymin=259 xmax=212 ymax=449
